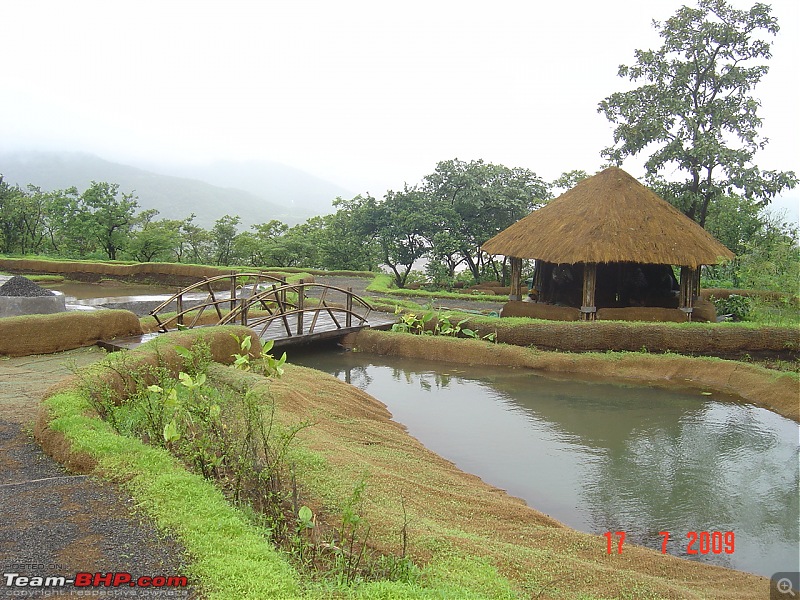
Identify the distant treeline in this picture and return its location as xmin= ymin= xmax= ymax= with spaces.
xmin=1 ymin=159 xmax=797 ymax=291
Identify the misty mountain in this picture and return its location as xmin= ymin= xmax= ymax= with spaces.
xmin=0 ymin=152 xmax=350 ymax=228
xmin=140 ymin=159 xmax=354 ymax=217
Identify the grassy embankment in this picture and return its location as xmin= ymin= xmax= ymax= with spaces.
xmin=36 ymin=328 xmax=529 ymax=599
xmin=8 ymin=258 xmax=792 ymax=597
xmin=37 ymin=327 xmax=773 ymax=599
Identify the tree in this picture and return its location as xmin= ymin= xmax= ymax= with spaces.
xmin=735 ymin=215 xmax=799 ymax=292
xmin=550 ymin=170 xmax=589 ymax=196
xmin=0 ymin=176 xmax=24 ymax=254
xmin=704 ymin=193 xmax=764 ymax=256
xmin=210 ymin=215 xmax=241 ymax=266
xmin=423 ymin=159 xmax=548 ymax=282
xmin=374 ymin=188 xmax=433 ymax=288
xmin=177 ymin=215 xmax=211 ymax=264
xmin=39 ymin=187 xmax=83 ymax=256
xmin=234 ymin=220 xmax=290 ymax=267
xmin=273 ymin=218 xmax=327 ymax=268
xmin=598 ymin=0 xmax=797 ymax=227
xmin=81 ymin=181 xmax=139 ymax=260
xmin=320 ymin=197 xmax=381 ymax=271
xmin=14 ymin=185 xmax=51 ymax=254
xmin=127 ymin=209 xmax=183 ymax=262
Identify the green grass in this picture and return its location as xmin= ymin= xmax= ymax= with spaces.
xmin=0 ymin=254 xmax=375 ymax=278
xmin=367 ymin=274 xmax=508 ymax=304
xmin=43 ymin=389 xmax=301 ymax=599
xmin=746 ymin=299 xmax=800 ymax=327
xmin=23 ymin=274 xmax=66 ymax=282
xmin=40 ymin=331 xmax=530 ymax=599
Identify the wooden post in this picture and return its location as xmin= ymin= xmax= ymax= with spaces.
xmin=581 ymin=262 xmax=597 ymax=321
xmin=532 ymin=260 xmax=543 ymax=301
xmin=176 ymin=294 xmax=184 ymax=327
xmin=346 ymin=287 xmax=353 ymax=328
xmin=296 ymin=279 xmax=304 ymax=335
xmin=509 ymin=257 xmax=523 ymax=301
xmin=230 ymin=271 xmax=237 ymax=313
xmin=679 ymin=266 xmax=694 ymax=321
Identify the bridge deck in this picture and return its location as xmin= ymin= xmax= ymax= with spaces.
xmin=98 ymin=312 xmax=397 ymax=352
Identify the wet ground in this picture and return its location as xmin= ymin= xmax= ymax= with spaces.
xmin=0 ymin=348 xmax=197 ymax=598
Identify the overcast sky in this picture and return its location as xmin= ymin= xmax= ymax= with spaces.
xmin=1 ymin=0 xmax=797 ymax=214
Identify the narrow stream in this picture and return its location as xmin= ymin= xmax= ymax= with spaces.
xmin=290 ymin=347 xmax=799 ymax=578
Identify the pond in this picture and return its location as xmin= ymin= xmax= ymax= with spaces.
xmin=45 ymin=281 xmax=180 ymax=301
xmin=290 ymin=347 xmax=799 ymax=578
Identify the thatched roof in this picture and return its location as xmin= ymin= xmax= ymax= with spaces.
xmin=482 ymin=167 xmax=734 ymax=268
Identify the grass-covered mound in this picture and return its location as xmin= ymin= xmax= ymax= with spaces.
xmin=0 ymin=309 xmax=142 ymax=357
xmin=0 ymin=256 xmax=370 ymax=288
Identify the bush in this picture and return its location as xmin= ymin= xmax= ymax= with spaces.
xmin=710 ymin=294 xmax=752 ymax=321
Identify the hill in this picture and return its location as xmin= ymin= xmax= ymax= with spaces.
xmin=142 ymin=159 xmax=353 ymax=217
xmin=0 ymin=152 xmax=349 ymax=228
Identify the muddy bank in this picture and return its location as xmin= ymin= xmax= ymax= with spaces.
xmin=0 ymin=257 xmax=301 ymax=289
xmin=346 ymin=330 xmax=800 ymax=422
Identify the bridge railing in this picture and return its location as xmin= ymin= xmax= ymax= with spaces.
xmin=218 ymin=282 xmax=374 ymax=339
xmin=149 ymin=276 xmax=375 ymax=340
xmin=149 ymin=272 xmax=287 ymax=332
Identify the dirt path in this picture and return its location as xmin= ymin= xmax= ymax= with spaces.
xmin=0 ymin=348 xmax=196 ymax=599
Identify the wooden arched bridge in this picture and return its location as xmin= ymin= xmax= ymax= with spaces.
xmin=146 ymin=272 xmax=396 ymax=347
xmin=100 ymin=272 xmax=396 ymax=351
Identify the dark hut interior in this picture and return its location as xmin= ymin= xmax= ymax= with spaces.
xmin=532 ymin=261 xmax=679 ymax=308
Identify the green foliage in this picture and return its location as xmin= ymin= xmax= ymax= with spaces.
xmin=211 ymin=214 xmax=241 ymax=266
xmin=81 ymin=181 xmax=140 ymax=260
xmin=126 ymin=209 xmax=184 ymax=262
xmin=735 ymin=220 xmax=800 ymax=293
xmin=422 ymin=159 xmax=549 ymax=283
xmin=42 ymin=389 xmax=301 ymax=600
xmin=704 ymin=194 xmax=765 ymax=256
xmin=391 ymin=307 xmax=496 ymax=341
xmin=550 ymin=169 xmax=590 ymax=195
xmin=598 ymin=0 xmax=797 ymax=227
xmin=710 ymin=294 xmax=752 ymax=321
xmin=334 ymin=476 xmax=372 ymax=585
xmin=84 ymin=336 xmax=304 ymax=520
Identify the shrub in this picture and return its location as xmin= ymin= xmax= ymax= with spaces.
xmin=710 ymin=294 xmax=752 ymax=321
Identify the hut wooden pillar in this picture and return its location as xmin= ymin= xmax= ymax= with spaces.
xmin=509 ymin=257 xmax=523 ymax=301
xmin=581 ymin=262 xmax=597 ymax=321
xmin=679 ymin=266 xmax=695 ymax=321
xmin=532 ymin=260 xmax=544 ymax=301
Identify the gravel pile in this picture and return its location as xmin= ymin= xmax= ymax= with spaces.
xmin=0 ymin=275 xmax=55 ymax=297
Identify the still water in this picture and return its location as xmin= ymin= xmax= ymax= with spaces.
xmin=290 ymin=348 xmax=799 ymax=577
xmin=46 ymin=281 xmax=179 ymax=300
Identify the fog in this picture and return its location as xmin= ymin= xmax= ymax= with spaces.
xmin=1 ymin=0 xmax=797 ymax=218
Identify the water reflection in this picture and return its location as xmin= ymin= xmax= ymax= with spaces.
xmin=291 ymin=348 xmax=799 ymax=577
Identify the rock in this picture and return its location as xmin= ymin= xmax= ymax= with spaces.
xmin=0 ymin=276 xmax=55 ymax=297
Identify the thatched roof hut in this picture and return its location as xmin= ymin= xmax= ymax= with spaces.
xmin=482 ymin=167 xmax=734 ymax=321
